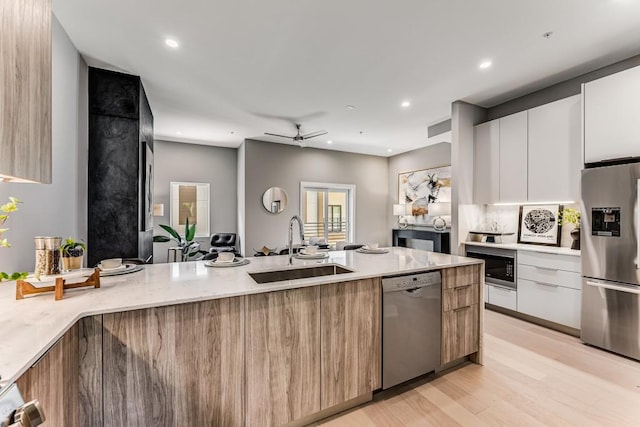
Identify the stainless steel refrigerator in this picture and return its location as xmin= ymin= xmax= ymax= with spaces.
xmin=581 ymin=162 xmax=640 ymax=361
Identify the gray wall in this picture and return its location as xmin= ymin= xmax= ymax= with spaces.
xmin=152 ymin=140 xmax=237 ymax=262
xmin=0 ymin=16 xmax=88 ymax=273
xmin=487 ymin=53 xmax=640 ymax=120
xmin=387 ymin=142 xmax=451 ymax=231
xmin=243 ymin=139 xmax=389 ymax=254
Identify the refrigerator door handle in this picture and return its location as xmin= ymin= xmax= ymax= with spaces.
xmin=637 ymin=178 xmax=640 ymax=269
xmin=586 ymin=280 xmax=640 ymax=295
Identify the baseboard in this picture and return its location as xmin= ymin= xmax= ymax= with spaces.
xmin=485 ymin=303 xmax=580 ymax=337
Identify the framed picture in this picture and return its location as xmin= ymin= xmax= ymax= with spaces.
xmin=399 ymin=165 xmax=451 ymax=215
xmin=170 ymin=182 xmax=210 ymax=237
xmin=518 ymin=204 xmax=563 ymax=246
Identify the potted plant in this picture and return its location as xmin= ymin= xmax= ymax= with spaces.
xmin=0 ymin=197 xmax=28 ymax=282
xmin=60 ymin=238 xmax=86 ymax=271
xmin=153 ymin=217 xmax=201 ymax=261
xmin=560 ymin=207 xmax=581 ymax=250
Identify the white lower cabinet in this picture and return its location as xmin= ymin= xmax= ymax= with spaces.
xmin=517 ymin=279 xmax=581 ymax=329
xmin=517 ymin=251 xmax=581 ymax=330
xmin=487 ymin=284 xmax=517 ymax=311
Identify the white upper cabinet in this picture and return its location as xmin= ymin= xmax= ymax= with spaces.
xmin=473 ymin=120 xmax=500 ymax=204
xmin=499 ymin=111 xmax=528 ymax=203
xmin=528 ymin=95 xmax=581 ymax=202
xmin=584 ymin=65 xmax=640 ymax=164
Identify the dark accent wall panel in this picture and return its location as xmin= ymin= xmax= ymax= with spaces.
xmin=88 ymin=67 xmax=153 ymax=266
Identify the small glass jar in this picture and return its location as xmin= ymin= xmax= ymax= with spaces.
xmin=34 ymin=237 xmax=62 ymax=275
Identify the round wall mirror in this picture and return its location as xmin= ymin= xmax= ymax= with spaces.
xmin=262 ymin=187 xmax=288 ymax=214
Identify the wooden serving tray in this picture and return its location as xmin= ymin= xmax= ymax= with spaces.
xmin=16 ymin=268 xmax=101 ymax=301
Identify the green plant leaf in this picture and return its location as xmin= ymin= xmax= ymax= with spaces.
xmin=159 ymin=224 xmax=181 ymax=241
xmin=153 ymin=235 xmax=171 ymax=243
xmin=0 ymin=239 xmax=10 ymax=248
xmin=186 ymin=224 xmax=196 ymax=242
xmin=11 ymin=272 xmax=28 ymax=281
xmin=0 ymin=272 xmax=8 ymax=281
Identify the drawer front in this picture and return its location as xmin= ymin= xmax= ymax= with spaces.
xmin=518 ymin=264 xmax=581 ymax=290
xmin=443 ymin=283 xmax=479 ymax=311
xmin=517 ymin=251 xmax=580 ymax=273
xmin=517 ymin=279 xmax=581 ymax=329
xmin=442 ymin=304 xmax=479 ymax=363
xmin=442 ymin=265 xmax=480 ymax=290
xmin=487 ymin=284 xmax=517 ymax=311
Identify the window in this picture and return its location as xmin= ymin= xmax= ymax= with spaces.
xmin=328 ymin=205 xmax=342 ymax=232
xmin=300 ymin=182 xmax=355 ymax=244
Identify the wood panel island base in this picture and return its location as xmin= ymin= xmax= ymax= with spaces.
xmin=3 ymin=249 xmax=483 ymax=426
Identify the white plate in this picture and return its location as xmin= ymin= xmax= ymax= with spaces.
xmin=356 ymin=248 xmax=389 ymax=254
xmin=205 ymin=258 xmax=250 ymax=268
xmin=98 ymin=263 xmax=126 ymax=271
xmin=99 ymin=264 xmax=144 ymax=276
xmin=294 ymin=252 xmax=329 ymax=259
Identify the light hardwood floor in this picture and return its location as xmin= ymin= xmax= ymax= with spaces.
xmin=316 ymin=309 xmax=640 ymax=426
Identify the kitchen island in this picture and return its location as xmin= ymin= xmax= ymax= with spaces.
xmin=0 ymin=247 xmax=483 ymax=426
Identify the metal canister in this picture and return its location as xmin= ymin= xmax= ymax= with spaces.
xmin=34 ymin=237 xmax=62 ymax=275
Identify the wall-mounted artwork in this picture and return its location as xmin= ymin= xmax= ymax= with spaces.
xmin=170 ymin=182 xmax=210 ymax=237
xmin=518 ymin=204 xmax=563 ymax=246
xmin=399 ymin=166 xmax=452 ymax=215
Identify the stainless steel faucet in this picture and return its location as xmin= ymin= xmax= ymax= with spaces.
xmin=288 ymin=215 xmax=305 ymax=265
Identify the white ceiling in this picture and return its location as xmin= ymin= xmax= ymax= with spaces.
xmin=53 ymin=0 xmax=640 ymax=156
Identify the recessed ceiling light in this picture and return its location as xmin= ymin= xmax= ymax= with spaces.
xmin=176 ymin=131 xmax=182 ymax=135
xmin=165 ymin=39 xmax=179 ymax=48
xmin=401 ymin=101 xmax=411 ymax=108
xmin=327 ymin=140 xmax=333 ymax=144
xmin=543 ymin=31 xmax=553 ymax=39
xmin=230 ymin=131 xmax=235 ymax=135
xmin=346 ymin=105 xmax=355 ymax=110
xmin=479 ymin=60 xmax=492 ymax=70
xmin=387 ymin=148 xmax=393 ymax=153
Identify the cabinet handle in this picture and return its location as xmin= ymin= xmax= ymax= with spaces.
xmin=534 ymin=281 xmax=559 ymax=288
xmin=454 ymin=306 xmax=471 ymax=312
xmin=534 ymin=266 xmax=558 ymax=272
xmin=455 ymin=284 xmax=472 ymax=291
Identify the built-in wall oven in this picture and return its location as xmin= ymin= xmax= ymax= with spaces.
xmin=465 ymin=245 xmax=516 ymax=290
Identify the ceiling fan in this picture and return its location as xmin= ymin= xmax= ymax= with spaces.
xmin=265 ymin=124 xmax=327 ymax=146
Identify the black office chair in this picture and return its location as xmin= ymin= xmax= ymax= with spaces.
xmin=209 ymin=233 xmax=238 ymax=256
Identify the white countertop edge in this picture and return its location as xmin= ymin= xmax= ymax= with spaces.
xmin=463 ymin=241 xmax=581 ymax=257
xmin=0 ymin=248 xmax=482 ymax=387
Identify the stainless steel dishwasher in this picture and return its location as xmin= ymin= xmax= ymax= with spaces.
xmin=382 ymin=271 xmax=441 ymax=389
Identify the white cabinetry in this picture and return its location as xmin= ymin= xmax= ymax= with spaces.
xmin=584 ymin=65 xmax=640 ymax=164
xmin=486 ymin=284 xmax=517 ymax=311
xmin=528 ymin=95 xmax=582 ymax=202
xmin=499 ymin=111 xmax=528 ymax=203
xmin=473 ymin=96 xmax=582 ymax=204
xmin=473 ymin=120 xmax=500 ymax=204
xmin=517 ymin=251 xmax=581 ymax=329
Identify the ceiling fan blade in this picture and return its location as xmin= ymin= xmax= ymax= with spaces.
xmin=302 ymin=130 xmax=328 ymax=140
xmin=264 ymin=132 xmax=293 ymax=139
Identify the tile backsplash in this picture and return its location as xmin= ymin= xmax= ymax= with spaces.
xmin=469 ymin=204 xmax=580 ymax=248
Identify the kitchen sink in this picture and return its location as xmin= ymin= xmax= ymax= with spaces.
xmin=249 ymin=264 xmax=354 ymax=284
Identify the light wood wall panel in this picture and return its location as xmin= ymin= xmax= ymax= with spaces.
xmin=320 ymin=278 xmax=381 ymax=409
xmin=0 ymin=0 xmax=51 ymax=182
xmin=246 ymin=287 xmax=321 ymax=426
xmin=102 ymin=298 xmax=244 ymax=426
xmin=16 ymin=323 xmax=79 ymax=426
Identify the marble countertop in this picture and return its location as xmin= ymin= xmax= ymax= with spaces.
xmin=0 ymin=247 xmax=480 ymax=386
xmin=463 ymin=241 xmax=581 ymax=257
